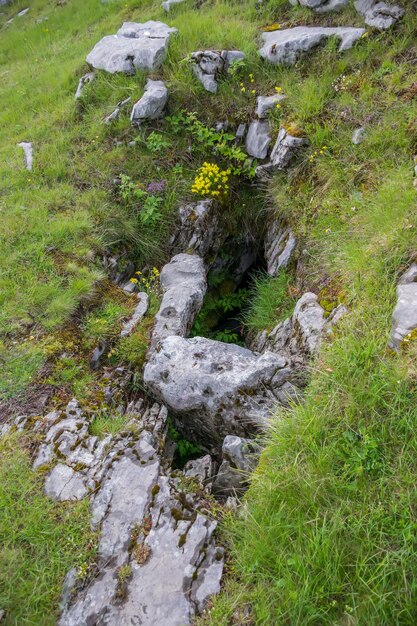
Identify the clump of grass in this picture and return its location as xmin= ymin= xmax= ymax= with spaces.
xmin=0 ymin=433 xmax=96 ymax=624
xmin=243 ymin=271 xmax=295 ymax=333
xmin=89 ymin=411 xmax=136 ymax=438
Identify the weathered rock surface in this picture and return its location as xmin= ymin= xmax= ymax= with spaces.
xmin=130 ymin=78 xmax=168 ymax=123
xmin=144 ymin=335 xmax=289 ymax=443
xmin=259 ymin=27 xmax=365 ymax=66
xmin=17 ymin=141 xmax=33 ymax=171
xmin=352 ymin=126 xmax=366 ymax=144
xmin=256 ymin=128 xmax=309 ymax=177
xmin=191 ymin=49 xmax=245 ymax=93
xmin=213 ymin=435 xmax=261 ymax=497
xmin=256 ymin=94 xmax=286 ymax=118
xmin=170 ymin=199 xmax=222 ymax=259
xmin=265 ymin=220 xmax=296 ymax=276
xmin=74 ymin=72 xmax=95 ymax=100
xmin=151 ymin=253 xmax=207 ymax=348
xmin=250 ymin=292 xmax=347 ymax=365
xmin=19 ymin=398 xmax=224 ymax=625
xmin=245 ymin=119 xmax=272 ymax=159
xmin=104 ymin=96 xmax=131 ymax=124
xmin=120 ymin=292 xmax=149 ymax=337
xmin=355 ymin=0 xmax=404 ymax=29
xmin=290 ymin=0 xmax=348 ymax=12
xmin=86 ymin=21 xmax=177 ymax=74
xmin=162 ymin=0 xmax=184 ymax=10
xmin=389 ymin=264 xmax=417 ymax=350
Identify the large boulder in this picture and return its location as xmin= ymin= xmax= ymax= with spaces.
xmin=259 ymin=26 xmax=365 ymax=66
xmin=354 ymin=0 xmax=404 ymax=30
xmin=151 ymin=253 xmax=207 ymax=348
xmin=131 ymin=79 xmax=168 ymax=124
xmin=144 ymin=335 xmax=289 ymax=444
xmin=86 ymin=21 xmax=177 ymax=74
xmin=389 ymin=264 xmax=417 ymax=350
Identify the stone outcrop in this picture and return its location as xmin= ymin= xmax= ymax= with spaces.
xmin=144 ymin=335 xmax=289 ymax=444
xmin=213 ymin=435 xmax=261 ymax=497
xmin=355 ymin=0 xmax=404 ymax=29
xmin=191 ymin=50 xmax=245 ymax=93
xmin=74 ymin=72 xmax=95 ymax=100
xmin=120 ymin=292 xmax=149 ymax=337
xmin=86 ymin=21 xmax=177 ymax=74
xmin=389 ymin=264 xmax=417 ymax=350
xmin=290 ymin=0 xmax=348 ymax=12
xmin=259 ymin=27 xmax=365 ymax=66
xmin=245 ymin=119 xmax=272 ymax=160
xmin=151 ymin=253 xmax=207 ymax=348
xmin=265 ymin=220 xmax=297 ymax=276
xmin=170 ymin=199 xmax=222 ymax=259
xmin=23 ymin=399 xmax=225 ymax=625
xmin=256 ymin=94 xmax=286 ymax=118
xmin=256 ymin=128 xmax=309 ymax=177
xmin=130 ymin=79 xmax=168 ymax=124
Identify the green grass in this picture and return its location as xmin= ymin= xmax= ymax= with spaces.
xmin=243 ymin=270 xmax=295 ymax=332
xmin=0 ymin=433 xmax=96 ymax=625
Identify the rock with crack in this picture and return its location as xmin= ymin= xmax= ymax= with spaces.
xmin=290 ymin=0 xmax=349 ymax=12
xmin=74 ymin=72 xmax=95 ymax=100
xmin=17 ymin=141 xmax=33 ymax=171
xmin=355 ymin=0 xmax=404 ymax=29
xmin=104 ymin=96 xmax=131 ymax=124
xmin=213 ymin=435 xmax=261 ymax=497
xmin=256 ymin=93 xmax=286 ymax=118
xmin=389 ymin=264 xmax=417 ymax=350
xmin=150 ymin=253 xmax=207 ymax=348
xmin=256 ymin=128 xmax=309 ymax=178
xmin=170 ymin=199 xmax=222 ymax=259
xmin=259 ymin=26 xmax=365 ymax=66
xmin=245 ymin=119 xmax=272 ymax=159
xmin=21 ymin=398 xmax=224 ymax=624
xmin=265 ymin=219 xmax=296 ymax=276
xmin=191 ymin=49 xmax=245 ymax=93
xmin=130 ymin=79 xmax=168 ymax=124
xmin=144 ymin=335 xmax=290 ymax=444
xmin=250 ymin=293 xmax=347 ymax=366
xmin=86 ymin=20 xmax=177 ymax=74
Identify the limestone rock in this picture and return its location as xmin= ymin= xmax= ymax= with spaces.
xmin=352 ymin=126 xmax=366 ymax=144
xmin=74 ymin=72 xmax=95 ymax=100
xmin=170 ymin=200 xmax=222 ymax=259
xmin=213 ymin=435 xmax=261 ymax=497
xmin=259 ymin=26 xmax=365 ymax=66
xmin=265 ymin=220 xmax=296 ymax=276
xmin=120 ymin=292 xmax=149 ymax=337
xmin=290 ymin=0 xmax=348 ymax=11
xmin=191 ymin=49 xmax=245 ymax=93
xmin=355 ymin=0 xmax=404 ymax=29
xmin=256 ymin=94 xmax=286 ymax=118
xmin=256 ymin=128 xmax=309 ymax=177
xmin=44 ymin=464 xmax=88 ymax=501
xmin=184 ymin=455 xmax=213 ymax=485
xmin=389 ymin=264 xmax=417 ymax=350
xmin=130 ymin=79 xmax=168 ymax=124
xmin=17 ymin=141 xmax=33 ymax=171
xmin=104 ymin=96 xmax=131 ymax=124
xmin=162 ymin=0 xmax=184 ymax=10
xmin=86 ymin=21 xmax=177 ymax=74
xmin=245 ymin=119 xmax=272 ymax=159
xmin=144 ymin=335 xmax=288 ymax=443
xmin=151 ymin=253 xmax=207 ymax=348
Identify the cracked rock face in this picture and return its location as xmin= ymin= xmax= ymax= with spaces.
xmin=150 ymin=253 xmax=207 ymax=348
xmin=389 ymin=264 xmax=417 ymax=350
xmin=86 ymin=21 xmax=177 ymax=74
xmin=265 ymin=220 xmax=296 ymax=276
xmin=259 ymin=27 xmax=365 ymax=66
xmin=130 ymin=78 xmax=168 ymax=123
xmin=355 ymin=0 xmax=404 ymax=29
xmin=256 ymin=128 xmax=309 ymax=177
xmin=191 ymin=49 xmax=245 ymax=93
xmin=213 ymin=435 xmax=261 ymax=497
xmin=256 ymin=94 xmax=286 ymax=118
xmin=245 ymin=119 xmax=272 ymax=160
xmin=170 ymin=199 xmax=222 ymax=259
xmin=144 ymin=335 xmax=289 ymax=444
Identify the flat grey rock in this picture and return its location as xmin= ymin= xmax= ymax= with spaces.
xmin=17 ymin=141 xmax=33 ymax=171
xmin=87 ymin=21 xmax=177 ymax=74
xmin=130 ymin=78 xmax=168 ymax=123
xmin=245 ymin=119 xmax=272 ymax=159
xmin=259 ymin=26 xmax=365 ymax=66
xmin=151 ymin=253 xmax=207 ymax=348
xmin=256 ymin=94 xmax=286 ymax=118
xmin=355 ymin=0 xmax=404 ymax=29
xmin=44 ymin=464 xmax=87 ymax=501
xmin=144 ymin=335 xmax=288 ymax=443
xmin=120 ymin=292 xmax=149 ymax=337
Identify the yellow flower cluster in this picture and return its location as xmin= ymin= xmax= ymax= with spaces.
xmin=191 ymin=162 xmax=231 ymax=198
xmin=130 ymin=267 xmax=160 ymax=294
xmin=309 ymin=145 xmax=329 ymax=163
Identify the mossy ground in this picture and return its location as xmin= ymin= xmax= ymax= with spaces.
xmin=1 ymin=0 xmax=417 ymax=623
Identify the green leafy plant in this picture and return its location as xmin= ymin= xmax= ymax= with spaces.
xmin=167 ymin=418 xmax=203 ymax=468
xmin=145 ymin=131 xmax=171 ymax=153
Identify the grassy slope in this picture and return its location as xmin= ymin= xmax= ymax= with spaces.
xmin=1 ymin=0 xmax=417 ymax=623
